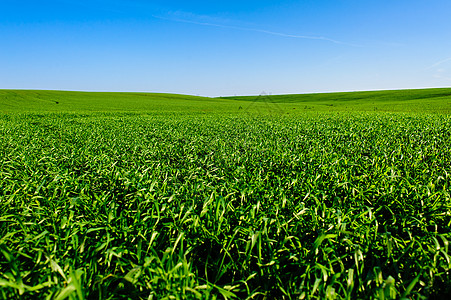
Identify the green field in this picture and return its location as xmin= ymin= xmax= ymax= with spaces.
xmin=2 ymin=88 xmax=451 ymax=113
xmin=1 ymin=89 xmax=451 ymax=299
xmin=222 ymin=88 xmax=451 ymax=114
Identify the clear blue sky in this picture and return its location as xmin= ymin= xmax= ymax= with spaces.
xmin=1 ymin=0 xmax=451 ymax=96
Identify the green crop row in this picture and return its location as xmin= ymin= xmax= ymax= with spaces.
xmin=1 ymin=111 xmax=450 ymax=299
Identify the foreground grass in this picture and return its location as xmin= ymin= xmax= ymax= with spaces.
xmin=1 ymin=108 xmax=450 ymax=299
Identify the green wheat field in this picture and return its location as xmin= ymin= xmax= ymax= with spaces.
xmin=1 ymin=88 xmax=451 ymax=299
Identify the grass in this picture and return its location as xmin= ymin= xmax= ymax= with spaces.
xmin=222 ymin=88 xmax=451 ymax=113
xmin=0 ymin=90 xmax=224 ymax=113
xmin=0 ymin=88 xmax=451 ymax=299
xmin=2 ymin=88 xmax=451 ymax=114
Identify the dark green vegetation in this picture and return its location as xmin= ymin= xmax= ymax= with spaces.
xmin=1 ymin=89 xmax=451 ymax=299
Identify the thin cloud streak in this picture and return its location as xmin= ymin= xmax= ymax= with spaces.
xmin=434 ymin=74 xmax=451 ymax=82
xmin=153 ymin=15 xmax=362 ymax=47
xmin=425 ymin=56 xmax=451 ymax=82
xmin=428 ymin=57 xmax=451 ymax=69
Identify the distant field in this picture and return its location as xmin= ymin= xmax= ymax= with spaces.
xmin=1 ymin=89 xmax=451 ymax=299
xmin=0 ymin=90 xmax=227 ymax=113
xmin=222 ymin=88 xmax=451 ymax=113
xmin=2 ymin=88 xmax=451 ymax=113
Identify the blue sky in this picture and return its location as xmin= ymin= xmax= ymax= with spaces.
xmin=1 ymin=0 xmax=451 ymax=96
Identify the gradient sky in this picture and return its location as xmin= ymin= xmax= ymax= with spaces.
xmin=1 ymin=0 xmax=451 ymax=96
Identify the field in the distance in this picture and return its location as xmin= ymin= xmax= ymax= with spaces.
xmin=222 ymin=88 xmax=451 ymax=114
xmin=2 ymin=88 xmax=451 ymax=113
xmin=1 ymin=89 xmax=451 ymax=299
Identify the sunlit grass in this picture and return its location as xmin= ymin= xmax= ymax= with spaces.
xmin=1 ymin=89 xmax=451 ymax=299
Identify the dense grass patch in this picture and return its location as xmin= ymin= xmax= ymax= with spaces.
xmin=1 ymin=108 xmax=450 ymax=299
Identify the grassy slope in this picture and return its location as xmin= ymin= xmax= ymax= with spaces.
xmin=1 ymin=88 xmax=451 ymax=113
xmin=1 ymin=88 xmax=451 ymax=299
xmin=221 ymin=88 xmax=451 ymax=113
xmin=0 ymin=90 xmax=232 ymax=113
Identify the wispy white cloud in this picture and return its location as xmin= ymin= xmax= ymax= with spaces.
xmin=428 ymin=57 xmax=451 ymax=69
xmin=153 ymin=13 xmax=362 ymax=47
xmin=427 ymin=57 xmax=451 ymax=82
